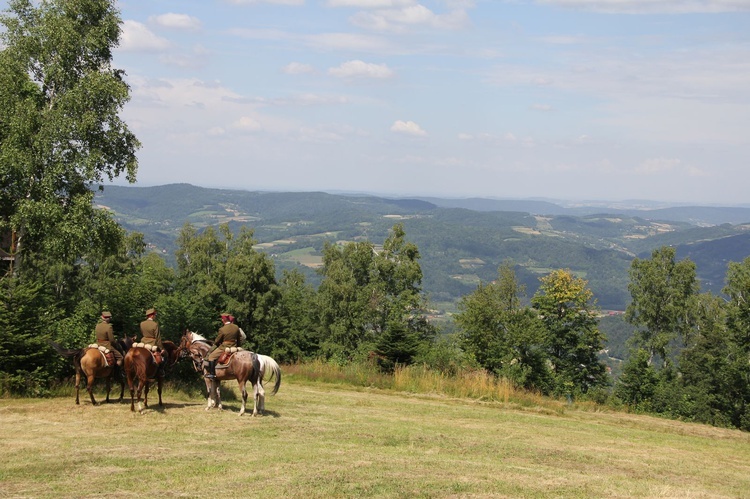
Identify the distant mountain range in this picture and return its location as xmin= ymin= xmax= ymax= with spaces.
xmin=94 ymin=183 xmax=750 ymax=312
xmin=415 ymin=197 xmax=750 ymax=226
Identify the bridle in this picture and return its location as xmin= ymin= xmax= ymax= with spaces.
xmin=181 ymin=332 xmax=210 ymax=373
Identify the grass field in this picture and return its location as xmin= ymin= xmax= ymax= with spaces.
xmin=1 ymin=373 xmax=749 ymax=498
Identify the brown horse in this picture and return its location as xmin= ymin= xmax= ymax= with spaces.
xmin=50 ymin=336 xmax=134 ymax=405
xmin=179 ymin=330 xmax=262 ymax=416
xmin=124 ymin=340 xmax=181 ymax=413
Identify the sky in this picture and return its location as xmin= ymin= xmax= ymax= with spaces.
xmin=7 ymin=0 xmax=750 ymax=205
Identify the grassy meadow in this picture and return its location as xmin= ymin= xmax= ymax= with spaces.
xmin=1 ymin=365 xmax=749 ymax=498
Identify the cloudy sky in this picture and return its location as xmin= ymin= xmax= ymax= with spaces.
xmin=24 ymin=1 xmax=750 ymax=204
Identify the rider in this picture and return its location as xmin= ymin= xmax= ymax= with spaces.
xmin=204 ymin=312 xmax=241 ymax=379
xmin=139 ymin=308 xmax=166 ymax=369
xmin=94 ymin=311 xmax=124 ymax=368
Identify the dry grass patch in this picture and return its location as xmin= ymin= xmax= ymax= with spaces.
xmin=1 ymin=378 xmax=749 ymax=498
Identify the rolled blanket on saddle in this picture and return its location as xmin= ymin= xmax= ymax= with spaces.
xmin=132 ymin=342 xmax=160 ymax=351
xmin=218 ymin=346 xmax=244 ymax=365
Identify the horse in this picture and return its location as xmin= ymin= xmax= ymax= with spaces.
xmin=124 ymin=339 xmax=181 ymax=414
xmin=256 ymin=354 xmax=281 ymax=413
xmin=179 ymin=330 xmax=262 ymax=416
xmin=49 ymin=335 xmax=134 ymax=405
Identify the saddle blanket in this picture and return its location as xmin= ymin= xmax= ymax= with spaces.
xmin=87 ymin=344 xmax=115 ymax=367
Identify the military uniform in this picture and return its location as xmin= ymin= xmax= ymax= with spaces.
xmin=205 ymin=314 xmax=240 ymax=378
xmin=139 ymin=308 xmax=163 ymax=350
xmin=94 ymin=312 xmax=123 ymax=366
xmin=207 ymin=322 xmax=241 ymax=362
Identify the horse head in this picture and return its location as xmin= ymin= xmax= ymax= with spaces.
xmin=119 ymin=334 xmax=136 ymax=353
xmin=179 ymin=330 xmax=193 ymax=359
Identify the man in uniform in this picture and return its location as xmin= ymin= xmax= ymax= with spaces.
xmin=94 ymin=311 xmax=124 ymax=367
xmin=140 ymin=308 xmax=166 ymax=368
xmin=139 ymin=308 xmax=163 ymax=349
xmin=204 ymin=313 xmax=241 ymax=378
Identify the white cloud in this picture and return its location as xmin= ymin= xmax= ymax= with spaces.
xmin=326 ymin=0 xmax=416 ymax=7
xmin=119 ymin=20 xmax=171 ymax=52
xmin=329 ymin=60 xmax=395 ymax=79
xmin=391 ymin=120 xmax=427 ymax=137
xmin=225 ymin=0 xmax=304 ymax=5
xmin=149 ymin=13 xmax=202 ymax=30
xmin=351 ymin=5 xmax=470 ymax=31
xmin=233 ymin=116 xmax=263 ymax=132
xmin=283 ymin=62 xmax=315 ymax=74
xmin=536 ymin=0 xmax=750 ymax=14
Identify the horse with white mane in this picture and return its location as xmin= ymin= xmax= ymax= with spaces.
xmin=179 ymin=330 xmax=280 ymax=415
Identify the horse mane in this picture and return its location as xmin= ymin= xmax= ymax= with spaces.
xmin=191 ymin=331 xmax=209 ymax=343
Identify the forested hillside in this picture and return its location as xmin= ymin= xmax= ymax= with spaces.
xmin=95 ymin=183 xmax=750 ymax=311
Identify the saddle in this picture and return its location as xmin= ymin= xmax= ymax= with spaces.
xmin=217 ymin=347 xmax=244 ymax=366
xmin=89 ymin=344 xmax=115 ymax=367
xmin=133 ymin=343 xmax=163 ymax=364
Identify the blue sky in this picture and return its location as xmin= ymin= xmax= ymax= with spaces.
xmin=9 ymin=0 xmax=750 ymax=204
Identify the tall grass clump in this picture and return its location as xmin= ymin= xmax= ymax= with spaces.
xmin=287 ymin=361 xmax=571 ymax=413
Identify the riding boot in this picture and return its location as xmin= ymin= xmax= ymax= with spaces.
xmin=205 ymin=360 xmax=216 ymax=378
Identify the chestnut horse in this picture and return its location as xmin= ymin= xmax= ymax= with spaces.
xmin=50 ymin=336 xmax=134 ymax=405
xmin=179 ymin=330 xmax=262 ymax=416
xmin=124 ymin=340 xmax=180 ymax=413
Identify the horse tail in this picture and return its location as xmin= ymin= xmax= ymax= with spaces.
xmin=260 ymin=355 xmax=281 ymax=396
xmin=269 ymin=362 xmax=281 ymax=396
xmin=48 ymin=340 xmax=81 ymax=359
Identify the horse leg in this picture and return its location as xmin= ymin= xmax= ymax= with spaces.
xmin=257 ymin=380 xmax=266 ymax=414
xmin=204 ymin=379 xmax=214 ymax=410
xmin=86 ymin=372 xmax=98 ymax=406
xmin=253 ymin=381 xmax=260 ymax=417
xmin=137 ymin=379 xmax=146 ymax=414
xmin=238 ymin=380 xmax=247 ymax=416
xmin=105 ymin=376 xmax=112 ymax=403
xmin=75 ymin=368 xmax=81 ymax=405
xmin=143 ymin=380 xmax=150 ymax=409
xmin=157 ymin=374 xmax=163 ymax=407
xmin=128 ymin=374 xmax=136 ymax=412
xmin=215 ymin=380 xmax=223 ymax=411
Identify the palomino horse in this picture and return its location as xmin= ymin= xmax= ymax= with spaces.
xmin=49 ymin=335 xmax=134 ymax=405
xmin=124 ymin=340 xmax=180 ymax=413
xmin=179 ymin=330 xmax=262 ymax=416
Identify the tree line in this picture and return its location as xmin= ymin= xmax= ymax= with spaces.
xmin=1 ymin=0 xmax=749 ymax=431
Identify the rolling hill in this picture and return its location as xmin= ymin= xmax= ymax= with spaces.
xmin=94 ymin=183 xmax=750 ymax=313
